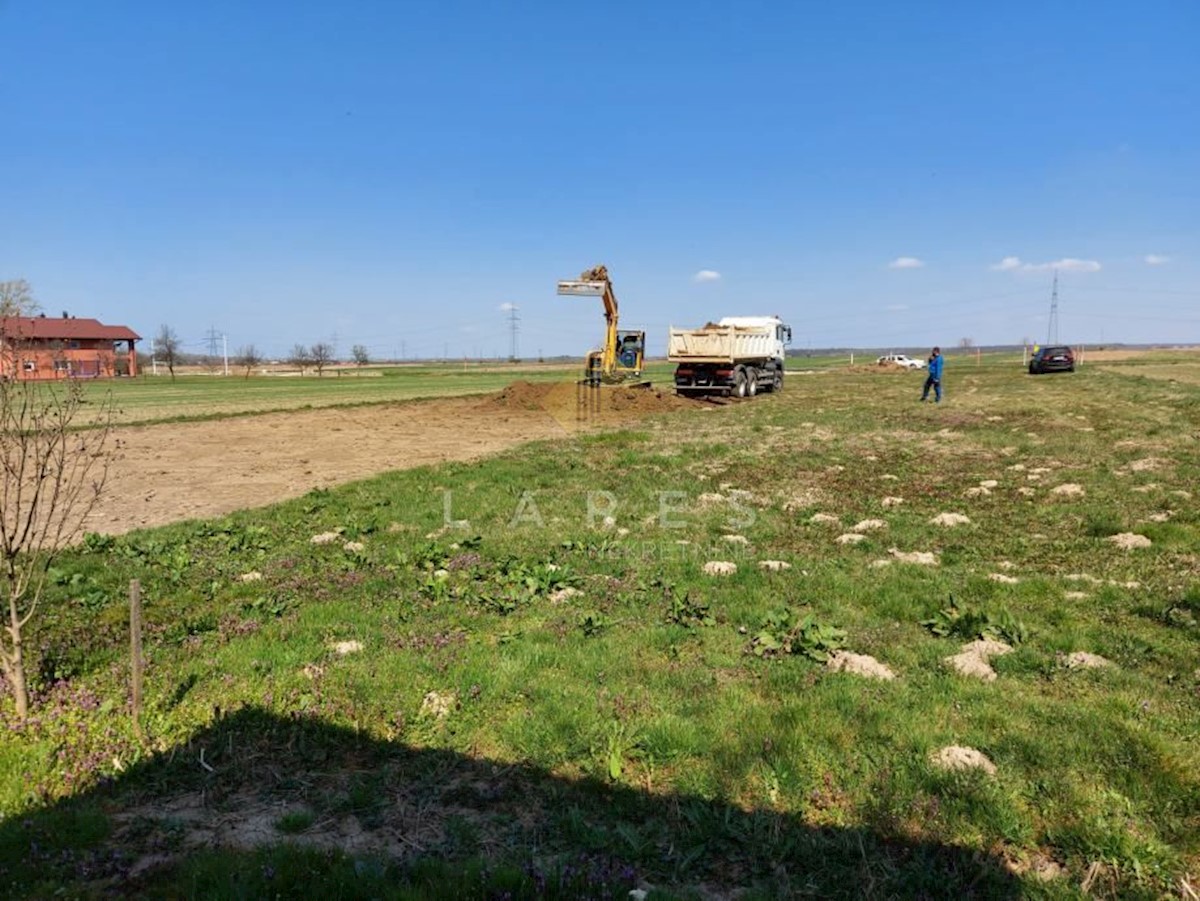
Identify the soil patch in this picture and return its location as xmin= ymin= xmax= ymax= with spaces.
xmin=82 ymin=383 xmax=703 ymax=537
xmin=944 ymin=639 xmax=1012 ymax=682
xmin=930 ymin=746 xmax=997 ymax=776
xmin=482 ymin=380 xmax=700 ymax=421
xmin=1109 ymin=533 xmax=1152 ymax=550
xmin=827 ymin=651 xmax=896 ymax=681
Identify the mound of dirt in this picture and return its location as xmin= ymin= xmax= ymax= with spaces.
xmin=481 ymin=380 xmax=700 ymax=422
xmin=944 ymin=639 xmax=1012 ymax=682
xmin=486 ymin=380 xmax=555 ymax=410
xmin=930 ymin=512 xmax=971 ymax=527
xmin=930 ymin=745 xmax=997 ymax=776
xmin=1064 ymin=651 xmax=1112 ymax=669
xmin=1109 ymin=532 xmax=1152 ymax=550
xmin=827 ymin=651 xmax=896 ymax=681
xmin=846 ymin=364 xmax=912 ymax=375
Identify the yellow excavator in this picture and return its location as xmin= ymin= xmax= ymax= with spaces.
xmin=556 ymin=265 xmax=647 ymax=386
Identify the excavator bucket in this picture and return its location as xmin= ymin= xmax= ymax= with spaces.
xmin=556 ymin=280 xmax=607 ymax=297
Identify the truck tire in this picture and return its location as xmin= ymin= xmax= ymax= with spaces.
xmin=746 ymin=368 xmax=758 ymax=396
xmin=772 ymin=367 xmax=783 ymax=392
xmin=733 ymin=368 xmax=747 ymax=398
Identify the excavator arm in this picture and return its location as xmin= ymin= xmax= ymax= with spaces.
xmin=557 ymin=265 xmax=617 ymax=376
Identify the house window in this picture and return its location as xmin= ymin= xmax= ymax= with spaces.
xmin=67 ymin=340 xmax=81 ymax=349
xmin=53 ymin=359 xmax=72 ymax=373
xmin=23 ymin=360 xmax=36 ymax=372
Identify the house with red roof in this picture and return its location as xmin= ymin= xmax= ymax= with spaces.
xmin=0 ymin=314 xmax=140 ymax=380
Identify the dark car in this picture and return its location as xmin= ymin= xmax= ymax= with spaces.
xmin=1029 ymin=345 xmax=1075 ymax=374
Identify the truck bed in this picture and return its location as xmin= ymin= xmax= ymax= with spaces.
xmin=667 ymin=325 xmax=778 ymax=363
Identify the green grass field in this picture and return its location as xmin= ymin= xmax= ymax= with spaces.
xmin=80 ymin=363 xmax=582 ymax=426
xmin=2 ymin=352 xmax=1198 ymax=899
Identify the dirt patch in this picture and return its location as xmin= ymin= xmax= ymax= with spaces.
xmin=82 ymin=384 xmax=705 ymax=537
xmin=944 ymin=639 xmax=1012 ymax=682
xmin=1050 ymin=483 xmax=1085 ymax=498
xmin=1064 ymin=651 xmax=1112 ymax=669
xmin=1109 ymin=533 xmax=1152 ymax=550
xmin=482 ymin=380 xmax=699 ymax=421
xmin=888 ymin=548 xmax=938 ymax=566
xmin=851 ymin=518 xmax=887 ymax=533
xmin=846 ymin=364 xmax=913 ymax=375
xmin=827 ymin=651 xmax=896 ymax=681
xmin=930 ymin=512 xmax=971 ymax=527
xmin=930 ymin=745 xmax=997 ymax=776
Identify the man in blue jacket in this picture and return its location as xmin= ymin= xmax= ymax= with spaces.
xmin=921 ymin=347 xmax=943 ymax=402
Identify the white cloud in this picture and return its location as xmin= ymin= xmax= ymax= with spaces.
xmin=498 ymin=302 xmax=518 ymax=312
xmin=887 ymin=256 xmax=925 ymax=269
xmin=1144 ymin=254 xmax=1170 ymax=265
xmin=692 ymin=269 xmax=722 ymax=283
xmin=989 ymin=256 xmax=1101 ymax=273
xmin=885 ymin=303 xmax=910 ymax=312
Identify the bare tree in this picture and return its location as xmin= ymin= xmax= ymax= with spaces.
xmin=156 ymin=325 xmax=180 ymax=381
xmin=310 ymin=342 xmax=333 ymax=377
xmin=0 ymin=279 xmax=38 ymax=317
xmin=351 ymin=344 xmax=369 ymax=366
xmin=236 ymin=344 xmax=262 ymax=380
xmin=288 ymin=344 xmax=311 ymax=374
xmin=958 ymin=337 xmax=975 ymax=352
xmin=1 ymin=378 xmax=113 ymax=719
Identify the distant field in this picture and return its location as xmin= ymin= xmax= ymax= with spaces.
xmin=81 ymin=358 xmax=853 ymax=426
xmin=1100 ymin=362 xmax=1200 ymax=385
xmin=79 ymin=363 xmax=583 ymax=426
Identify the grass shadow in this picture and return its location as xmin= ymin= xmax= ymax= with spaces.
xmin=0 ymin=706 xmax=1024 ymax=899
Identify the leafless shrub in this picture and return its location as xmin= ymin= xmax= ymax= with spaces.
xmin=0 ymin=376 xmax=114 ymax=718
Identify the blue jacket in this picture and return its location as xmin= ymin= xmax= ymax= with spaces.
xmin=928 ymin=354 xmax=943 ymax=380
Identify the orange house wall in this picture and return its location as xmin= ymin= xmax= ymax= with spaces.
xmin=0 ymin=345 xmax=133 ymax=381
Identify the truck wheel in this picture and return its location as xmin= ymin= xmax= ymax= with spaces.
xmin=774 ymin=368 xmax=784 ymax=391
xmin=733 ymin=368 xmax=747 ymax=398
xmin=746 ymin=369 xmax=758 ymax=397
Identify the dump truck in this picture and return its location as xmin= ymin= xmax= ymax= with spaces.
xmin=668 ymin=316 xmax=792 ymax=397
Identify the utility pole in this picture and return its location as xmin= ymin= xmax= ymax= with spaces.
xmin=205 ymin=326 xmax=220 ymax=358
xmin=222 ymin=333 xmax=229 ymax=376
xmin=401 ymin=340 xmax=406 ymax=361
xmin=1047 ymin=270 xmax=1060 ymax=345
xmin=507 ymin=304 xmax=520 ymax=362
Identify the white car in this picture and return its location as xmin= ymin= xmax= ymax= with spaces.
xmin=876 ymin=353 xmax=926 ymax=370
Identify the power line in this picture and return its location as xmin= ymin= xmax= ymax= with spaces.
xmin=204 ymin=326 xmax=221 ymax=357
xmin=507 ymin=304 xmax=520 ymax=361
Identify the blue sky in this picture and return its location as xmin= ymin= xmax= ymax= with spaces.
xmin=2 ymin=1 xmax=1197 ymax=358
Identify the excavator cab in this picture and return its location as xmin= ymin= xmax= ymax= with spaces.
xmin=616 ymin=331 xmax=644 ymax=371
xmin=558 ymin=265 xmax=649 ymax=387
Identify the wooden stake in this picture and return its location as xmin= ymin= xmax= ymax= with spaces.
xmin=130 ymin=578 xmax=144 ymax=738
